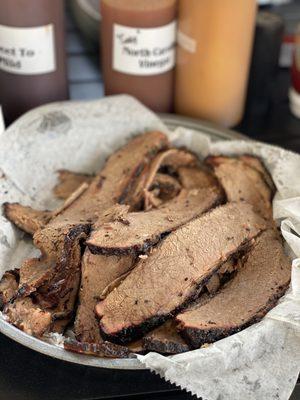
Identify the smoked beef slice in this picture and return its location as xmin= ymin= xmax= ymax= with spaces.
xmin=87 ymin=186 xmax=224 ymax=255
xmin=143 ymin=320 xmax=190 ymax=354
xmin=53 ymin=170 xmax=94 ymax=200
xmin=74 ymin=250 xmax=135 ymax=343
xmin=205 ymin=156 xmax=274 ymax=219
xmin=96 ymin=202 xmax=267 ymax=344
xmin=3 ymin=171 xmax=96 ymax=236
xmin=3 ymin=203 xmax=52 ymax=235
xmin=176 ymin=229 xmax=291 ymax=348
xmin=0 ymin=269 xmax=19 ymax=309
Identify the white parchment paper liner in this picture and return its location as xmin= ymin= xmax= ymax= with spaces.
xmin=0 ymin=96 xmax=299 ymax=400
xmin=138 ymin=128 xmax=300 ymax=400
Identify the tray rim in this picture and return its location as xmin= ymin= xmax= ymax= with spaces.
xmin=0 ymin=112 xmax=248 ymax=370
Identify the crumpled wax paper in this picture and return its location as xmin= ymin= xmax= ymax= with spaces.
xmin=0 ymin=95 xmax=167 ymax=271
xmin=138 ymin=128 xmax=300 ymax=400
xmin=0 ymin=95 xmax=299 ymax=400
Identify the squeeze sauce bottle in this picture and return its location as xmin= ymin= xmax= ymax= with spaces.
xmin=101 ymin=0 xmax=177 ymax=113
xmin=175 ymin=0 xmax=257 ymax=128
xmin=0 ymin=0 xmax=69 ymax=125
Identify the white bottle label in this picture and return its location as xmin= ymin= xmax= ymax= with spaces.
xmin=0 ymin=24 xmax=56 ymax=75
xmin=113 ymin=21 xmax=176 ymax=76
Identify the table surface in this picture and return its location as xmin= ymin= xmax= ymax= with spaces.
xmin=0 ymin=8 xmax=300 ymax=400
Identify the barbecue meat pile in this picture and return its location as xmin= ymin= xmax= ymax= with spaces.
xmin=96 ymin=202 xmax=266 ymax=343
xmin=0 ymin=132 xmax=291 ymax=357
xmin=177 ymin=229 xmax=291 ymax=347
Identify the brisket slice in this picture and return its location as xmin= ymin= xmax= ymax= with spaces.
xmin=3 ymin=182 xmax=89 ymax=238
xmin=143 ymin=148 xmax=199 ymax=193
xmin=5 ymin=224 xmax=88 ymax=336
xmin=125 ymin=148 xmax=197 ymax=211
xmin=205 ymin=156 xmax=274 ymax=219
xmin=3 ymin=203 xmax=52 ymax=235
xmin=126 ymin=340 xmax=144 ymax=354
xmin=4 ymin=297 xmax=52 ymax=337
xmin=144 ymin=173 xmax=182 ymax=210
xmin=141 ymin=148 xmax=198 ymax=210
xmin=99 ymin=269 xmax=133 ymax=300
xmin=64 ymin=338 xmax=134 ymax=358
xmin=176 ymin=229 xmax=291 ymax=348
xmin=141 ymin=258 xmax=240 ymax=354
xmin=53 ymin=170 xmax=94 ymax=200
xmin=74 ymin=250 xmax=134 ymax=343
xmin=87 ymin=186 xmax=224 ymax=255
xmin=18 ymin=258 xmax=54 ymax=297
xmin=96 ymin=202 xmax=266 ymax=344
xmin=32 ymin=224 xmax=88 ymax=310
xmin=151 ymin=173 xmax=181 ymax=197
xmin=0 ymin=269 xmax=19 ymax=309
xmin=143 ymin=320 xmax=190 ymax=354
xmin=239 ymin=155 xmax=276 ymax=195
xmin=177 ymin=167 xmax=219 ymax=190
xmin=112 ymin=133 xmax=170 ymax=208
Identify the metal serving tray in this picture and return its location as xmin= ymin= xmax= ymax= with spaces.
xmin=0 ymin=113 xmax=246 ymax=370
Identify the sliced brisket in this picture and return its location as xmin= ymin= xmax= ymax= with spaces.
xmin=96 ymin=202 xmax=266 ymax=344
xmin=18 ymin=258 xmax=54 ymax=297
xmin=206 ymin=156 xmax=273 ymax=219
xmin=87 ymin=186 xmax=224 ymax=255
xmin=176 ymin=229 xmax=291 ymax=348
xmin=142 ymin=257 xmax=240 ymax=354
xmin=141 ymin=148 xmax=199 ymax=210
xmin=126 ymin=340 xmax=144 ymax=354
xmin=73 ymin=133 xmax=169 ymax=342
xmin=143 ymin=148 xmax=199 ymax=193
xmin=178 ymin=167 xmax=219 ymax=190
xmin=143 ymin=320 xmax=190 ymax=354
xmin=5 ymin=297 xmax=52 ymax=337
xmin=3 ymin=182 xmax=89 ymax=237
xmin=5 ymin=132 xmax=169 ymax=336
xmin=150 ymin=173 xmax=181 ymax=198
xmin=73 ymin=148 xmax=197 ymax=343
xmin=239 ymin=155 xmax=276 ymax=194
xmin=54 ymin=170 xmax=94 ymax=200
xmin=0 ymin=269 xmax=19 ymax=309
xmin=74 ymin=250 xmax=134 ymax=343
xmin=33 ymin=131 xmax=169 ymax=256
xmin=64 ymin=338 xmax=134 ymax=358
xmin=144 ymin=173 xmax=182 ymax=210
xmin=3 ymin=203 xmax=52 ymax=235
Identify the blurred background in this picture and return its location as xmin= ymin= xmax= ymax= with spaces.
xmin=1 ymin=0 xmax=300 ymax=154
xmin=67 ymin=0 xmax=300 ymax=153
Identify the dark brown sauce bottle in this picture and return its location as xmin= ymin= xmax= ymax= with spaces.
xmin=0 ymin=0 xmax=69 ymax=125
xmin=101 ymin=0 xmax=177 ymax=113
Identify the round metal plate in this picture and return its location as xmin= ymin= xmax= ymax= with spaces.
xmin=0 ymin=114 xmax=247 ymax=369
xmin=159 ymin=113 xmax=248 ymax=141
